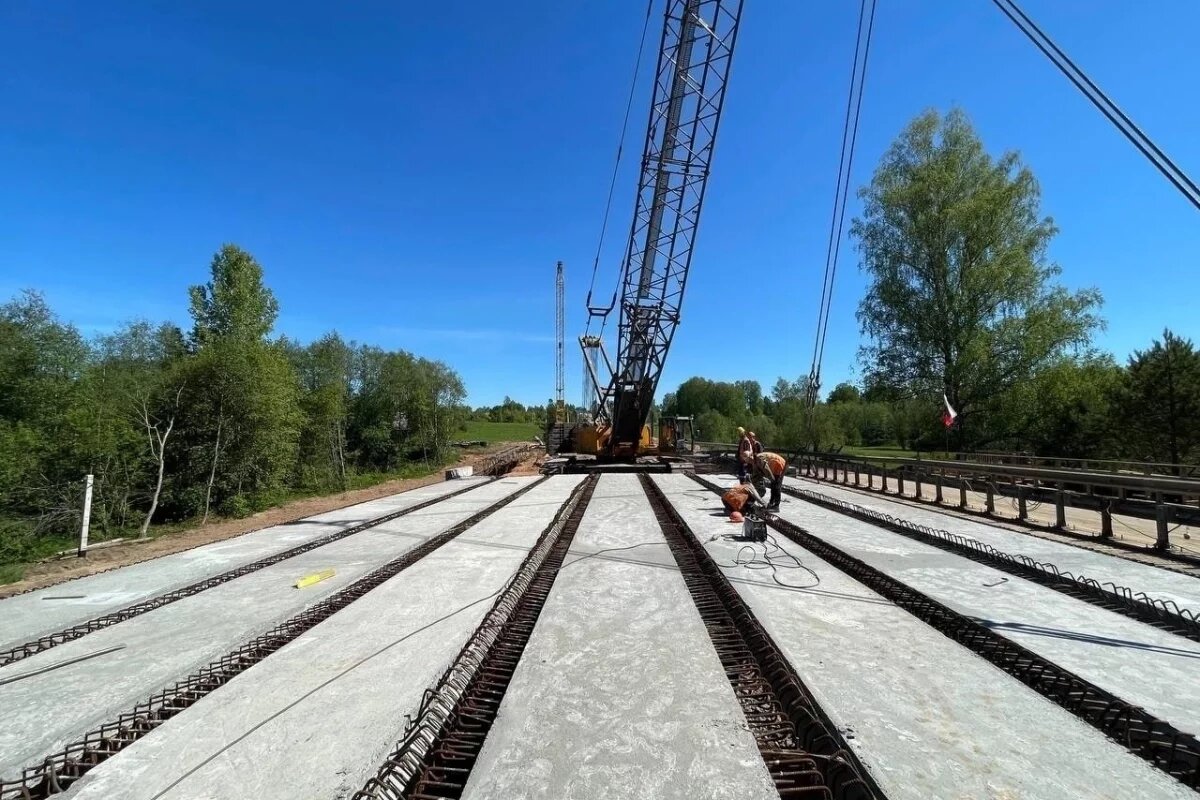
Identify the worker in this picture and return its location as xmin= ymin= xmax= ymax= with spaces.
xmin=721 ymin=481 xmax=764 ymax=517
xmin=736 ymin=426 xmax=753 ymax=482
xmin=749 ymin=431 xmax=764 ymax=455
xmin=753 ymin=451 xmax=787 ymax=511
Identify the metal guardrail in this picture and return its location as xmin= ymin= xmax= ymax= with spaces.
xmin=697 ymin=440 xmax=1199 ymax=478
xmin=695 ymin=441 xmax=1200 ymax=552
xmin=795 ymin=453 xmax=1200 ymax=552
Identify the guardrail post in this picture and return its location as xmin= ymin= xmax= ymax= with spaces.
xmin=1155 ymin=493 xmax=1170 ymax=550
xmin=1055 ymin=482 xmax=1067 ymax=529
xmin=1017 ymin=484 xmax=1028 ymax=520
xmin=1100 ymin=503 xmax=1114 ymax=538
xmin=896 ymin=469 xmax=905 ymax=497
xmin=935 ymin=473 xmax=944 ymax=503
xmin=958 ymin=478 xmax=967 ymax=509
xmin=78 ymin=473 xmax=93 ymax=557
xmin=914 ymin=471 xmax=923 ymax=500
xmin=985 ymin=483 xmax=996 ymax=515
xmin=854 ymin=463 xmax=860 ymax=487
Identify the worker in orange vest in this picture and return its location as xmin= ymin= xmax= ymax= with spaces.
xmin=736 ymin=426 xmax=753 ymax=482
xmin=753 ymin=451 xmax=787 ymax=511
xmin=721 ymin=482 xmax=764 ymax=518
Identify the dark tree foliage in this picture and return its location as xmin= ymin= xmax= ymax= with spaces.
xmin=2 ymin=246 xmax=467 ymax=562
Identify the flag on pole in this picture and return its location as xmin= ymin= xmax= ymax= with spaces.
xmin=941 ymin=394 xmax=957 ymax=428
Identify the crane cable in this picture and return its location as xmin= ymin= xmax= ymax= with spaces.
xmin=805 ymin=0 xmax=877 ymax=440
xmin=991 ymin=0 xmax=1200 ymax=212
xmin=584 ymin=0 xmax=657 ymax=337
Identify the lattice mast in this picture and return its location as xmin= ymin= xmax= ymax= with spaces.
xmin=604 ymin=0 xmax=744 ymax=453
xmin=555 ymin=261 xmax=565 ymax=423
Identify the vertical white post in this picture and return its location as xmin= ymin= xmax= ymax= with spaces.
xmin=78 ymin=474 xmax=94 ymax=557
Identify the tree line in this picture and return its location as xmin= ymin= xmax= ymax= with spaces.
xmin=1 ymin=245 xmax=466 ymax=563
xmin=663 ymin=109 xmax=1200 ymax=466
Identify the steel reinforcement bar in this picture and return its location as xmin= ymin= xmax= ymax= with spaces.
xmin=0 ymin=479 xmax=494 ymax=669
xmin=353 ymin=474 xmax=598 ymax=800
xmin=782 ymin=483 xmax=1200 ymax=643
xmin=0 ymin=476 xmax=548 ymax=800
xmin=642 ymin=475 xmax=883 ymax=800
xmin=692 ymin=475 xmax=1200 ymax=790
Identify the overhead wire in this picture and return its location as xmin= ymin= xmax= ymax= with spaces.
xmin=584 ymin=0 xmax=656 ymax=336
xmin=991 ymin=0 xmax=1200 ymax=212
xmin=806 ymin=0 xmax=877 ymax=437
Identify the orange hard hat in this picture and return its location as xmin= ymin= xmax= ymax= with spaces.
xmin=729 ymin=511 xmax=744 ymax=523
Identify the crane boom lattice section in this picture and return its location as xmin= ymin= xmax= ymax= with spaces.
xmin=608 ymin=0 xmax=743 ymax=451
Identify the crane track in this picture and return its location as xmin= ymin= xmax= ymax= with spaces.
xmin=353 ymin=474 xmax=598 ymax=799
xmin=693 ymin=474 xmax=1200 ymax=790
xmin=781 ymin=483 xmax=1200 ymax=642
xmin=0 ymin=479 xmax=495 ymax=669
xmin=0 ymin=476 xmax=548 ymax=800
xmin=643 ymin=474 xmax=882 ymax=800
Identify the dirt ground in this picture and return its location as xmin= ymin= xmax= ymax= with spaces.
xmin=0 ymin=447 xmax=538 ymax=599
xmin=506 ymin=449 xmax=547 ymax=476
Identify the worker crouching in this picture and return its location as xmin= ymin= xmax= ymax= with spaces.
xmin=753 ymin=451 xmax=787 ymax=511
xmin=721 ymin=482 xmax=765 ymax=521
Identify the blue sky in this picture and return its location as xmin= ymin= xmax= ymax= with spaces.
xmin=2 ymin=1 xmax=1197 ymax=407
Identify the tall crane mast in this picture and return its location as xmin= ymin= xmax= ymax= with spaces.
xmin=554 ymin=261 xmax=565 ymax=424
xmin=585 ymin=0 xmax=744 ymax=456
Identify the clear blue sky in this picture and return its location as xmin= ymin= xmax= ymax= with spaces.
xmin=3 ymin=1 xmax=1197 ymax=407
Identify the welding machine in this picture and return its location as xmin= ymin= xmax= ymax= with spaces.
xmin=742 ymin=509 xmax=768 ymax=542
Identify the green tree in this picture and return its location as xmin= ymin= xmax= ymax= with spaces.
xmin=827 ymin=382 xmax=862 ymax=405
xmin=91 ymin=321 xmax=188 ymax=533
xmin=188 ymin=245 xmax=280 ymax=346
xmin=852 ymin=108 xmax=1102 ymax=448
xmin=735 ymin=380 xmax=764 ymax=415
xmin=1115 ymin=330 xmax=1200 ymax=465
xmin=290 ymin=332 xmax=354 ymax=487
xmin=695 ymin=409 xmax=734 ymax=444
xmin=0 ymin=292 xmax=89 ymax=517
xmin=177 ymin=245 xmax=300 ymax=518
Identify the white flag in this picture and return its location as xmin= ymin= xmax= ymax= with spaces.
xmin=942 ymin=394 xmax=957 ymax=428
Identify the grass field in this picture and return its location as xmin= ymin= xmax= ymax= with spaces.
xmin=455 ymin=420 xmax=540 ymax=444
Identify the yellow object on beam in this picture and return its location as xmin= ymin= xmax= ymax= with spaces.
xmin=294 ymin=569 xmax=336 ymax=589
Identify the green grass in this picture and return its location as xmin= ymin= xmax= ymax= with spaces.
xmin=455 ymin=421 xmax=540 ymax=444
xmin=841 ymin=445 xmax=950 ymax=465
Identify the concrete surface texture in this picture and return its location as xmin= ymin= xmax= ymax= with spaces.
xmin=0 ymin=476 xmax=533 ymax=779
xmin=60 ymin=476 xmax=584 ymax=800
xmin=461 ymin=473 xmax=777 ymax=800
xmin=788 ymin=476 xmax=1200 ymax=610
xmin=0 ymin=477 xmax=487 ymax=652
xmin=767 ymin=487 xmax=1200 ymax=738
xmin=655 ymin=474 xmax=1195 ymax=800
